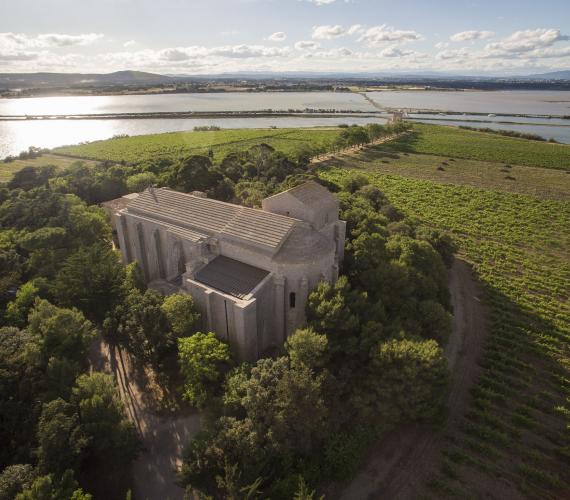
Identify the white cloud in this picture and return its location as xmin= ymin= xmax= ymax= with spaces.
xmin=312 ymin=25 xmax=345 ymax=40
xmin=267 ymin=32 xmax=287 ymax=42
xmin=485 ymin=28 xmax=569 ymax=55
xmin=358 ymin=25 xmax=422 ymax=46
xmin=450 ymin=30 xmax=494 ymax=42
xmin=380 ymin=46 xmax=414 ymax=58
xmin=306 ymin=0 xmax=336 ymax=5
xmin=123 ymin=40 xmax=137 ymax=48
xmin=158 ymin=44 xmax=291 ymax=61
xmin=295 ymin=40 xmax=320 ymax=51
xmin=435 ymin=41 xmax=449 ymax=49
xmin=347 ymin=25 xmax=364 ymax=36
xmin=0 ymin=51 xmax=40 ymax=61
xmin=0 ymin=32 xmax=104 ymax=50
xmin=311 ymin=47 xmax=353 ymax=58
xmin=436 ymin=48 xmax=470 ymax=60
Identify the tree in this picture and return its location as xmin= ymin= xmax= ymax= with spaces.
xmin=178 ymin=332 xmax=231 ymax=408
xmin=354 ymin=339 xmax=448 ymax=424
xmin=5 ymin=281 xmax=39 ymax=328
xmin=36 ymin=399 xmax=85 ymax=477
xmin=125 ymin=172 xmax=157 ymax=193
xmin=285 ymin=328 xmax=328 ymax=370
xmin=307 ymin=276 xmax=366 ymax=341
xmin=161 ymin=294 xmax=200 ymax=338
xmin=71 ymin=373 xmax=139 ymax=467
xmin=341 ymin=173 xmax=369 ymax=194
xmin=0 ymin=327 xmax=41 ymax=468
xmin=416 ymin=228 xmax=457 ymax=268
xmin=355 ymin=184 xmax=387 ymax=211
xmin=113 ymin=288 xmax=171 ymax=366
xmin=170 ymin=156 xmax=221 ymax=193
xmin=15 ymin=470 xmax=91 ymax=500
xmin=54 ymin=245 xmax=125 ymax=323
xmin=418 ymin=300 xmax=452 ymax=344
xmin=366 ymin=124 xmax=387 ymax=142
xmin=8 ymin=166 xmax=56 ymax=191
xmin=0 ymin=464 xmax=35 ymax=500
xmin=27 ymin=299 xmax=95 ymax=375
xmin=181 ymin=357 xmax=328 ymax=497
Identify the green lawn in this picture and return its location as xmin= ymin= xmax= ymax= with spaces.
xmin=319 ymin=167 xmax=570 ymax=498
xmin=54 ymin=127 xmax=343 ymax=165
xmin=385 ymin=123 xmax=570 ymax=171
xmin=0 ymin=154 xmax=101 ymax=182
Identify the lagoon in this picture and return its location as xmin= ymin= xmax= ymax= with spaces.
xmin=1 ymin=90 xmax=570 ymax=158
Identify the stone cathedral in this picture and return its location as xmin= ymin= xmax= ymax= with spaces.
xmin=105 ymin=181 xmax=346 ymax=361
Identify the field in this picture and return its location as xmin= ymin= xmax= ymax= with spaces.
xmin=320 ymin=147 xmax=570 ymax=200
xmin=386 ymin=123 xmax=570 ymax=171
xmin=319 ymin=140 xmax=570 ymax=497
xmin=0 ymin=153 xmax=101 ymax=182
xmin=54 ymin=127 xmax=343 ymax=165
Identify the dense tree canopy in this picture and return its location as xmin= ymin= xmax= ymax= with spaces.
xmin=178 ymin=332 xmax=231 ymax=408
xmin=0 ymin=121 xmax=445 ymax=499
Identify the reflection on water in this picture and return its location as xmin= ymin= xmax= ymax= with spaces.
xmin=0 ymin=92 xmax=375 ymax=116
xmin=0 ymin=116 xmax=388 ymax=158
xmin=1 ymin=90 xmax=570 ymax=158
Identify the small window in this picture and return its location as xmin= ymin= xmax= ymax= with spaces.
xmin=289 ymin=292 xmax=296 ymax=308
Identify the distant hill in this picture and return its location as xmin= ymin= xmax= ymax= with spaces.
xmin=0 ymin=71 xmax=174 ymax=88
xmin=527 ymin=70 xmax=570 ymax=80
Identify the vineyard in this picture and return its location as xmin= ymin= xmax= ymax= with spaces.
xmin=319 ymin=168 xmax=570 ymax=498
xmin=54 ymin=127 xmax=343 ymax=165
xmin=320 ymin=148 xmax=570 ymax=201
xmin=383 ymin=123 xmax=570 ymax=171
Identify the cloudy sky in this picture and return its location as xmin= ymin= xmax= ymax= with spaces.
xmin=0 ymin=0 xmax=569 ymax=75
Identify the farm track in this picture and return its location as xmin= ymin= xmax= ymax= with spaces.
xmin=336 ymin=259 xmax=493 ymax=500
xmin=89 ymin=340 xmax=201 ymax=500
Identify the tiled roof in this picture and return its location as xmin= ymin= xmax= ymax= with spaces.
xmin=195 ymin=256 xmax=269 ymax=299
xmin=265 ymin=180 xmax=337 ymax=209
xmin=127 ymin=188 xmax=296 ymax=251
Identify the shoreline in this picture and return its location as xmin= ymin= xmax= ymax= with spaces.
xmin=0 ymin=110 xmax=386 ymax=121
xmin=1 ymin=109 xmax=568 ymax=122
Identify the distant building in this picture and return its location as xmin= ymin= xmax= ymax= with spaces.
xmin=390 ymin=109 xmax=407 ymax=123
xmin=105 ymin=182 xmax=346 ymax=360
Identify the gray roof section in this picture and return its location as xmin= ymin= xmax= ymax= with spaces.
xmin=265 ymin=180 xmax=337 ymax=210
xmin=127 ymin=188 xmax=296 ymax=252
xmin=195 ymin=256 xmax=269 ymax=299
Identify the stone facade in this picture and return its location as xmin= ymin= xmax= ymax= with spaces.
xmin=106 ymin=181 xmax=346 ymax=361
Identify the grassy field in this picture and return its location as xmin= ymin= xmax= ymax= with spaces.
xmin=0 ymin=154 xmax=101 ymax=182
xmin=319 ymin=147 xmax=570 ymax=200
xmin=319 ymin=165 xmax=570 ymax=498
xmin=54 ymin=127 xmax=343 ymax=165
xmin=385 ymin=124 xmax=570 ymax=171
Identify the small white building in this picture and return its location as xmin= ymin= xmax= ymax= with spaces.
xmin=106 ymin=182 xmax=346 ymax=360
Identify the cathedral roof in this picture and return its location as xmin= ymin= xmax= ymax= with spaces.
xmin=126 ymin=187 xmax=297 ymax=253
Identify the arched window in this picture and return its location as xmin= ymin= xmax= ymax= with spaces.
xmin=289 ymin=292 xmax=296 ymax=308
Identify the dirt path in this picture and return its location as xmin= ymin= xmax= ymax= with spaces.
xmin=336 ymin=259 xmax=489 ymax=500
xmin=90 ymin=342 xmax=201 ymax=500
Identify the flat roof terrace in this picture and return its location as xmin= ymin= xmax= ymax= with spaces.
xmin=194 ymin=255 xmax=270 ymax=300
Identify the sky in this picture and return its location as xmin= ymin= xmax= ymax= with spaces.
xmin=0 ymin=0 xmax=569 ymax=76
